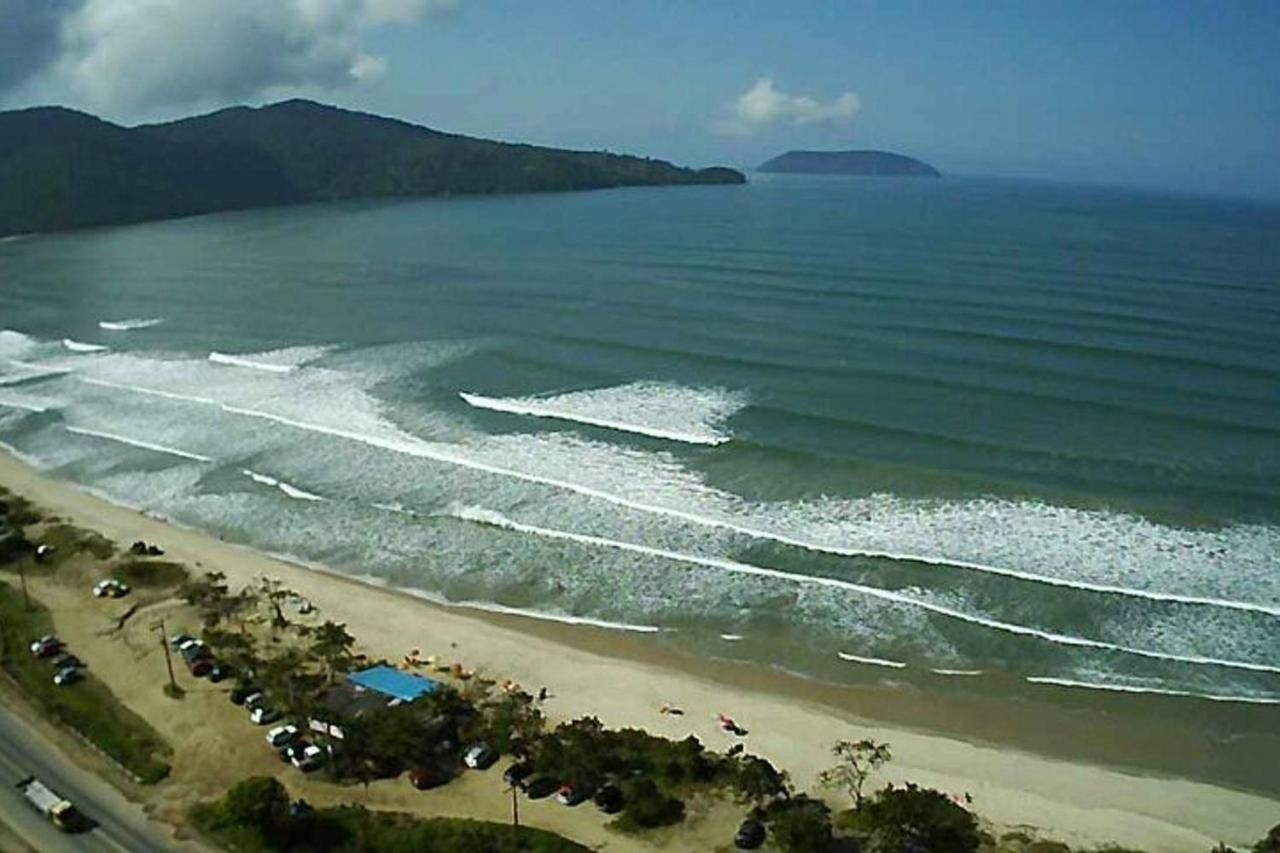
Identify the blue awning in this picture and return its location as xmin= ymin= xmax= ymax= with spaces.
xmin=346 ymin=665 xmax=440 ymax=702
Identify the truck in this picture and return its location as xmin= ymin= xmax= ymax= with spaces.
xmin=16 ymin=776 xmax=82 ymax=832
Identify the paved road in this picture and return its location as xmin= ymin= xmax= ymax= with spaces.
xmin=0 ymin=700 xmax=180 ymax=852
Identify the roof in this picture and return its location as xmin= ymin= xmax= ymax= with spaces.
xmin=346 ymin=665 xmax=440 ymax=702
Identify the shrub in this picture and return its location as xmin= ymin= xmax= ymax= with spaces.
xmin=861 ymin=783 xmax=981 ymax=853
xmin=766 ymin=795 xmax=834 ymax=853
xmin=615 ymin=777 xmax=686 ymax=831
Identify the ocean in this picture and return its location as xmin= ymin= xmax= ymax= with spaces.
xmin=2 ymin=175 xmax=1278 ymax=721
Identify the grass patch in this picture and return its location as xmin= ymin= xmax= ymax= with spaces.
xmin=112 ymin=558 xmax=189 ymax=589
xmin=0 ymin=488 xmax=43 ymax=526
xmin=33 ymin=523 xmax=115 ymax=563
xmin=0 ymin=581 xmax=171 ymax=783
xmin=192 ymin=776 xmax=591 ymax=852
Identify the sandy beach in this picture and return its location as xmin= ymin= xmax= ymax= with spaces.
xmin=1 ymin=449 xmax=1276 ymax=851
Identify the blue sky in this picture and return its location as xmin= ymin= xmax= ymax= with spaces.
xmin=4 ymin=0 xmax=1279 ymax=199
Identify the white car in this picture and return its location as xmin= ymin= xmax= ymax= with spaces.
xmin=249 ymin=706 xmax=280 ymax=725
xmin=265 ymin=725 xmax=299 ymax=749
xmin=290 ymin=744 xmax=323 ymax=772
xmin=463 ymin=743 xmax=498 ymax=770
xmin=29 ymin=635 xmax=61 ymax=657
xmin=92 ymin=579 xmax=130 ymax=598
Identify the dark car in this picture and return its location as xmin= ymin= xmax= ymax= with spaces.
xmin=502 ymin=761 xmax=533 ymax=788
xmin=735 ymin=819 xmax=766 ymax=850
xmin=186 ymin=657 xmax=213 ymax=678
xmin=523 ymin=774 xmax=558 ymax=799
xmin=51 ymin=653 xmax=83 ymax=670
xmin=556 ymin=782 xmax=593 ymax=806
xmin=593 ymin=784 xmax=623 ymax=814
xmin=207 ymin=664 xmax=231 ymax=683
xmin=229 ymin=683 xmax=261 ymax=705
xmin=409 ymin=766 xmax=447 ymax=790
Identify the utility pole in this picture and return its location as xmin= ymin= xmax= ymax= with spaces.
xmin=151 ymin=617 xmax=177 ymax=694
xmin=17 ymin=557 xmax=30 ymax=611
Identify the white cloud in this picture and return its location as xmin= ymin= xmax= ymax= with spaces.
xmin=49 ymin=0 xmax=454 ymax=111
xmin=718 ymin=76 xmax=860 ymax=136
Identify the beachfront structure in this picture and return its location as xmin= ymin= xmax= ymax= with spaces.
xmin=308 ymin=666 xmax=446 ymax=741
xmin=347 ymin=665 xmax=441 ymax=702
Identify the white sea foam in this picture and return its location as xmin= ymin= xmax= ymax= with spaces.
xmin=99 ymin=318 xmax=164 ymax=331
xmin=210 ymin=346 xmax=330 ymax=374
xmin=838 ymin=651 xmax=908 ymax=669
xmin=64 ymin=425 xmax=212 ymax=463
xmin=719 ymin=633 xmax=745 ymax=641
xmin=0 ymin=330 xmax=39 ymax=359
xmin=242 ymin=469 xmax=324 ymax=502
xmin=73 ymin=368 xmax=1280 ymax=617
xmin=1025 ymin=676 xmax=1280 ymax=705
xmin=0 ymin=396 xmax=49 ymax=413
xmin=460 ymin=381 xmax=745 ymax=445
xmin=445 ymin=505 xmax=1280 ymax=675
xmin=62 ymin=339 xmax=107 ymax=353
xmin=447 ymin=599 xmax=664 ymax=633
xmin=930 ymin=668 xmax=985 ymax=676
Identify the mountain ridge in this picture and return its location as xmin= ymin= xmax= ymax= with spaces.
xmin=0 ymin=99 xmax=745 ymax=236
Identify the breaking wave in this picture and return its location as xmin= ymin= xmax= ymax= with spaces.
xmin=838 ymin=651 xmax=908 ymax=669
xmin=445 ymin=505 xmax=1280 ymax=675
xmin=99 ymin=318 xmax=164 ymax=331
xmin=1025 ymin=676 xmax=1280 ymax=705
xmin=242 ymin=469 xmax=324 ymax=502
xmin=460 ymin=381 xmax=745 ymax=445
xmin=64 ymin=425 xmax=212 ymax=463
xmin=62 ymin=339 xmax=108 ymax=353
xmin=210 ymin=346 xmax=331 ymax=374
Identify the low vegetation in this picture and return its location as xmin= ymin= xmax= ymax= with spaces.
xmin=111 ymin=557 xmax=189 ymax=588
xmin=192 ymin=776 xmax=591 ymax=853
xmin=0 ymin=581 xmax=172 ymax=783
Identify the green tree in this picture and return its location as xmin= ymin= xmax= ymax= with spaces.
xmin=818 ymin=738 xmax=892 ymax=809
xmin=767 ymin=795 xmax=833 ymax=853
xmin=308 ymin=620 xmax=357 ymax=684
xmin=1256 ymin=824 xmax=1280 ymax=853
xmin=735 ymin=755 xmax=792 ymax=806
xmin=862 ymin=783 xmax=980 ymax=853
xmin=221 ymin=776 xmax=289 ymax=835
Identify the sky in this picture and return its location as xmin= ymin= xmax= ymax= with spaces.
xmin=2 ymin=0 xmax=1279 ymax=200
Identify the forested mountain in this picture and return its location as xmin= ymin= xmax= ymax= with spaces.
xmin=0 ymin=99 xmax=744 ymax=236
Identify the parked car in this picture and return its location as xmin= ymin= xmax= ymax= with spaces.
xmin=169 ymin=633 xmax=194 ymax=650
xmin=206 ymin=664 xmax=231 ymax=683
xmin=242 ymin=692 xmax=266 ymax=709
xmin=52 ymin=666 xmax=80 ymax=687
xmin=186 ymin=657 xmax=212 ymax=678
xmin=734 ymin=819 xmax=766 ymax=850
xmin=502 ymin=761 xmax=533 ymax=788
xmin=178 ymin=640 xmax=209 ymax=662
xmin=91 ymin=579 xmax=129 ymax=598
xmin=523 ymin=775 xmax=558 ymax=799
xmin=229 ymin=683 xmax=260 ymax=705
xmin=281 ymin=742 xmax=323 ymax=772
xmin=593 ymin=784 xmax=623 ymax=814
xmin=29 ymin=635 xmax=62 ymax=658
xmin=408 ymin=766 xmax=446 ymax=790
xmin=556 ymin=782 xmax=593 ymax=806
xmin=249 ymin=706 xmax=280 ymax=725
xmin=463 ymin=743 xmax=498 ymax=770
xmin=51 ymin=653 xmax=82 ymax=670
xmin=265 ymin=725 xmax=300 ymax=748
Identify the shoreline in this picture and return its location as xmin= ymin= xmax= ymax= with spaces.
xmin=2 ymin=450 xmax=1277 ymax=850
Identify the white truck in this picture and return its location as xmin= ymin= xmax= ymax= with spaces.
xmin=16 ymin=776 xmax=81 ymax=832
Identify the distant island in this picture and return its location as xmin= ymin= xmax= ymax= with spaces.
xmin=0 ymin=99 xmax=745 ymax=236
xmin=758 ymin=149 xmax=940 ymax=177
